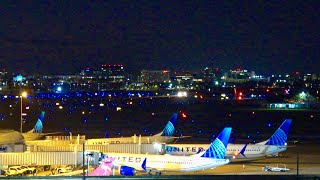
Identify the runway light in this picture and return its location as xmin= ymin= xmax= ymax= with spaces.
xmin=177 ymin=91 xmax=187 ymax=97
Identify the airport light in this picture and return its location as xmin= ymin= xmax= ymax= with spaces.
xmin=20 ymin=91 xmax=27 ymax=133
xmin=299 ymin=91 xmax=306 ymax=99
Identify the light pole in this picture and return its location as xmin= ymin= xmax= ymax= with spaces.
xmin=20 ymin=92 xmax=27 ymax=133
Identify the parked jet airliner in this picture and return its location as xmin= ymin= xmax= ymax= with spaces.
xmin=22 ymin=112 xmax=61 ymax=141
xmin=86 ymin=113 xmax=188 ymax=145
xmin=103 ymin=127 xmax=232 ymax=176
xmin=165 ymin=119 xmax=292 ymax=161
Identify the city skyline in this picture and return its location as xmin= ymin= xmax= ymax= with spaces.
xmin=0 ymin=1 xmax=319 ymax=74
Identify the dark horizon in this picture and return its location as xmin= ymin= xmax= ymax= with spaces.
xmin=0 ymin=1 xmax=319 ymax=75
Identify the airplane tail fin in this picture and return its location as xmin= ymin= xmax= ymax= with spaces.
xmin=141 ymin=158 xmax=147 ymax=171
xmin=154 ymin=113 xmax=178 ymax=137
xmin=264 ymin=119 xmax=292 ymax=146
xmin=200 ymin=127 xmax=232 ymax=159
xmin=89 ymin=157 xmax=114 ymax=176
xmin=27 ymin=111 xmax=45 ymax=133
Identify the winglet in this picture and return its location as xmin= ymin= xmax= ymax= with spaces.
xmin=239 ymin=144 xmax=247 ymax=157
xmin=265 ymin=119 xmax=292 ymax=146
xmin=195 ymin=148 xmax=202 ymax=154
xmin=201 ymin=127 xmax=232 ymax=159
xmin=141 ymin=158 xmax=147 ymax=171
xmin=160 ymin=113 xmax=177 ymax=136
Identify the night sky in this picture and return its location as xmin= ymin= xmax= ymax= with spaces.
xmin=0 ymin=1 xmax=319 ymax=74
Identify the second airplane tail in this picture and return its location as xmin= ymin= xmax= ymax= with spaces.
xmin=154 ymin=113 xmax=178 ymax=137
xmin=199 ymin=127 xmax=232 ymax=159
xmin=258 ymin=119 xmax=292 ymax=146
xmin=27 ymin=111 xmax=45 ymax=133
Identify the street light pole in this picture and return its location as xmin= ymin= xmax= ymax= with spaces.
xmin=20 ymin=92 xmax=27 ymax=133
xmin=20 ymin=95 xmax=23 ymax=133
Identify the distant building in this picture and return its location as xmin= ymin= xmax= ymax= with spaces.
xmin=267 ymin=102 xmax=310 ymax=109
xmin=140 ymin=70 xmax=170 ymax=83
xmin=171 ymin=71 xmax=194 ymax=90
xmin=288 ymin=71 xmax=303 ymax=83
xmin=174 ymin=71 xmax=193 ymax=82
xmin=202 ymin=67 xmax=222 ymax=84
xmin=101 ymin=64 xmax=126 ymax=83
xmin=79 ymin=64 xmax=127 ymax=90
xmin=223 ymin=69 xmax=251 ymax=83
xmin=0 ymin=69 xmax=8 ymax=91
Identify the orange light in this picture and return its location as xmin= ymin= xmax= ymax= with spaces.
xmin=182 ymin=113 xmax=187 ymax=118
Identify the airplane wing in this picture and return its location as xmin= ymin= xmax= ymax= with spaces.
xmin=41 ymin=132 xmax=63 ymax=136
xmin=171 ymin=135 xmax=192 ymax=139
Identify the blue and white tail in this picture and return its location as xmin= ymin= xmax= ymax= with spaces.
xmin=200 ymin=127 xmax=232 ymax=159
xmin=27 ymin=111 xmax=45 ymax=133
xmin=258 ymin=119 xmax=292 ymax=146
xmin=154 ymin=113 xmax=177 ymax=137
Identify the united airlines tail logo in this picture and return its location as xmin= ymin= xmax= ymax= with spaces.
xmin=161 ymin=113 xmax=177 ymax=136
xmin=266 ymin=119 xmax=292 ymax=146
xmin=201 ymin=139 xmax=226 ymax=159
xmin=161 ymin=121 xmax=174 ymax=136
xmin=33 ymin=119 xmax=43 ymax=133
xmin=201 ymin=127 xmax=231 ymax=159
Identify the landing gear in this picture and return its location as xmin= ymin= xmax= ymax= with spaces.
xmin=146 ymin=169 xmax=152 ymax=175
xmin=155 ymin=171 xmax=161 ymax=175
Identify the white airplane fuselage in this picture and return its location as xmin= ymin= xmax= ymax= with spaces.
xmin=106 ymin=153 xmax=229 ymax=172
xmin=86 ymin=135 xmax=176 ymax=145
xmin=165 ymin=144 xmax=287 ymax=161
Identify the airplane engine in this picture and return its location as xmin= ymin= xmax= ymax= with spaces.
xmin=119 ymin=166 xmax=136 ymax=176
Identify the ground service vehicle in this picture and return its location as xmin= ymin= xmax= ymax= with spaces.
xmin=262 ymin=164 xmax=290 ymax=172
xmin=57 ymin=165 xmax=73 ymax=173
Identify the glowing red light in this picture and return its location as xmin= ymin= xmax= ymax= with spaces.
xmin=182 ymin=113 xmax=187 ymax=118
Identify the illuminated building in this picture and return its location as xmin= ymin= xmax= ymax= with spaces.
xmin=140 ymin=70 xmax=170 ymax=83
xmin=101 ymin=64 xmax=126 ymax=83
xmin=202 ymin=67 xmax=222 ymax=84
